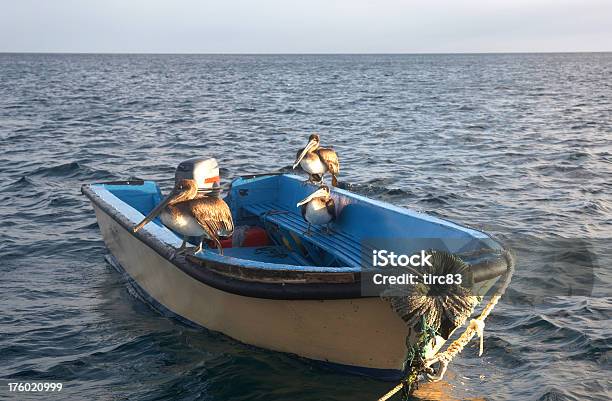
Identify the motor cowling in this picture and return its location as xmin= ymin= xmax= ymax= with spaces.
xmin=175 ymin=157 xmax=221 ymax=196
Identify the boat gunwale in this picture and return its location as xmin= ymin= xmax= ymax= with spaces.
xmin=82 ymin=179 xmax=509 ymax=300
xmin=234 ymin=173 xmax=495 ymax=241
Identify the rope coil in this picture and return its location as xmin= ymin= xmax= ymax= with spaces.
xmin=378 ymin=250 xmax=515 ymax=400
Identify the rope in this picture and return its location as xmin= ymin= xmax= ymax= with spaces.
xmin=378 ymin=383 xmax=404 ymax=401
xmin=424 ymin=250 xmax=514 ymax=381
xmin=377 ymin=250 xmax=515 ymax=400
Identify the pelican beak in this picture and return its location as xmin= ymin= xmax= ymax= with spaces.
xmin=296 ymin=187 xmax=328 ymax=207
xmin=133 ymin=190 xmax=178 ymax=233
xmin=293 ymin=138 xmax=318 ymax=169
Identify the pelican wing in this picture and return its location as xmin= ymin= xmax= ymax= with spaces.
xmin=317 ymin=148 xmax=339 ymax=175
xmin=190 ymin=197 xmax=235 ymax=238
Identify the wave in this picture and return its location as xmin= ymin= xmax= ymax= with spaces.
xmin=28 ymin=161 xmax=119 ymax=181
xmin=279 ymin=107 xmax=308 ymax=115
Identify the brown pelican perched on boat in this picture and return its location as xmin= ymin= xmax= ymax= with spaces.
xmin=293 ymin=134 xmax=339 ymax=186
xmin=132 ymin=178 xmax=234 ymax=256
xmin=296 ymin=185 xmax=335 ymax=235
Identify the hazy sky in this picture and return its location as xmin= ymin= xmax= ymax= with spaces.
xmin=1 ymin=0 xmax=610 ymax=53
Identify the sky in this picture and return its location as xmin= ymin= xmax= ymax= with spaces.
xmin=0 ymin=0 xmax=610 ymax=53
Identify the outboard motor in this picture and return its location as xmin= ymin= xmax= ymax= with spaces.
xmin=175 ymin=157 xmax=221 ymax=197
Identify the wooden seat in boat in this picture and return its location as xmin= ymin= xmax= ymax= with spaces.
xmin=244 ymin=201 xmax=373 ymax=268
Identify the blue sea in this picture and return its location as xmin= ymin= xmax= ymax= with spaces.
xmin=0 ymin=53 xmax=610 ymax=401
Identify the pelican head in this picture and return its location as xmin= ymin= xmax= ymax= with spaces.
xmin=293 ymin=133 xmax=321 ymax=169
xmin=296 ymin=184 xmax=330 ymax=207
xmin=133 ymin=179 xmax=198 ymax=233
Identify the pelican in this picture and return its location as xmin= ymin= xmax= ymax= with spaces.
xmin=296 ymin=185 xmax=335 ymax=235
xmin=132 ymin=179 xmax=234 ymax=257
xmin=293 ymin=134 xmax=339 ymax=186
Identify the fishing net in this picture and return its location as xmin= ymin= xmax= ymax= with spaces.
xmin=381 ymin=251 xmax=479 ymax=340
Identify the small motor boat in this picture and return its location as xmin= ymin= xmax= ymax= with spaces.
xmin=82 ymin=157 xmax=510 ymax=381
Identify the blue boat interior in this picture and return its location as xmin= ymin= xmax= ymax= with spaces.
xmin=103 ymin=174 xmax=502 ymax=269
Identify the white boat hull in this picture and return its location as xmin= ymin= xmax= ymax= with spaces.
xmin=92 ymin=204 xmax=444 ymax=378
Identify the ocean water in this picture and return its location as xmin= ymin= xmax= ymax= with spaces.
xmin=0 ymin=53 xmax=610 ymax=401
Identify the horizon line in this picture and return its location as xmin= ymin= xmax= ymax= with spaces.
xmin=1 ymin=51 xmax=611 ymax=56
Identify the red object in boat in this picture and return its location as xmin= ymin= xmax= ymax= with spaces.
xmin=220 ymin=226 xmax=270 ymax=248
